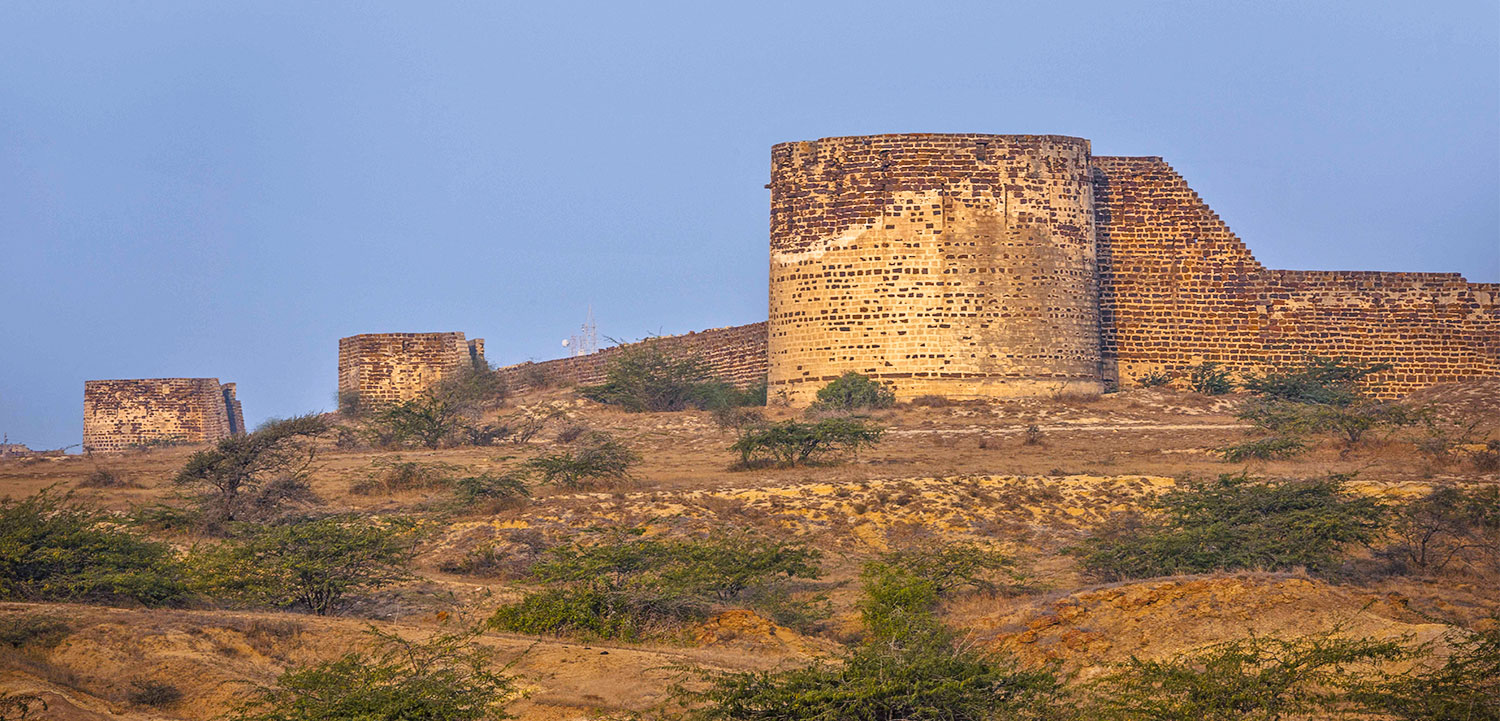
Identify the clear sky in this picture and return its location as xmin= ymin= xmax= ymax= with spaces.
xmin=1 ymin=1 xmax=1496 ymax=450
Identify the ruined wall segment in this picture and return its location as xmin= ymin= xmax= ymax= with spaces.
xmin=767 ymin=134 xmax=1105 ymax=405
xmin=494 ymin=322 xmax=767 ymax=394
xmin=338 ymin=332 xmax=485 ymax=409
xmin=1092 ymin=156 xmax=1500 ymax=396
xmin=83 ymin=378 xmax=243 ymax=453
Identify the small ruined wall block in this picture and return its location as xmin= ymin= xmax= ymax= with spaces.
xmin=83 ymin=378 xmax=244 ymax=453
xmin=493 ymin=322 xmax=768 ymax=395
xmin=338 ymin=332 xmax=485 ymax=409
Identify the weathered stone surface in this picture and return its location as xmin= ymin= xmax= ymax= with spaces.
xmin=83 ymin=378 xmax=243 ymax=453
xmin=337 ymin=332 xmax=485 ymax=409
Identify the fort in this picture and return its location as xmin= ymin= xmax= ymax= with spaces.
xmin=338 ymin=332 xmax=486 ymax=409
xmin=494 ymin=133 xmax=1498 ymax=404
xmin=82 ymin=378 xmax=244 ymax=453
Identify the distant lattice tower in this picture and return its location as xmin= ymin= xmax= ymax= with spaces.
xmin=83 ymin=378 xmax=244 ymax=453
xmin=337 ymin=332 xmax=485 ymax=410
xmin=767 ymin=134 xmax=1104 ymax=405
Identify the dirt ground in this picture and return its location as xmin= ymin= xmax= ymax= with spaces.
xmin=1 ymin=382 xmax=1496 ymax=719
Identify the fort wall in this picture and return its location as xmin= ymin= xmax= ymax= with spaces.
xmin=493 ymin=322 xmax=767 ymax=394
xmin=1092 ymin=156 xmax=1500 ymax=397
xmin=767 ymin=134 xmax=1105 ymax=405
xmin=83 ymin=378 xmax=243 ymax=453
xmin=337 ymin=332 xmax=485 ymax=409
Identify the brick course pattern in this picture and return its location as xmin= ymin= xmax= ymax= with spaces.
xmin=493 ymin=323 xmax=767 ymax=394
xmin=337 ymin=332 xmax=486 ymax=409
xmin=767 ymin=134 xmax=1498 ymax=404
xmin=1092 ymin=156 xmax=1499 ymax=396
xmin=83 ymin=378 xmax=244 ymax=453
xmin=768 ymin=134 xmax=1105 ymax=405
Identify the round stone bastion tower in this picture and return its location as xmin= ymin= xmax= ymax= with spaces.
xmin=767 ymin=134 xmax=1104 ymax=405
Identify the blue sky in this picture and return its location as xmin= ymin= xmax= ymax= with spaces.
xmin=2 ymin=1 xmax=1496 ymax=450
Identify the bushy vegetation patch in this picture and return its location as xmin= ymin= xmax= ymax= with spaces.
xmin=228 ymin=625 xmax=519 ymax=721
xmin=354 ymin=366 xmax=508 ymax=449
xmin=490 ymin=533 xmax=821 ymax=640
xmin=1217 ymin=436 xmax=1307 ymax=462
xmin=349 ymin=458 xmax=462 ymax=495
xmin=189 ymin=516 xmax=419 ymax=615
xmin=0 ymin=488 xmax=185 ymax=606
xmin=0 ymin=616 xmax=71 ymax=650
xmin=811 ymin=372 xmax=896 ymax=411
xmin=1072 ymin=474 xmax=1384 ymax=580
xmin=1231 ymin=356 xmax=1415 ymax=457
xmin=578 ymin=344 xmax=761 ymax=412
xmin=685 ymin=551 xmax=1064 ymax=720
xmin=729 ymin=417 xmax=884 ymax=468
xmin=522 ymin=431 xmax=638 ymax=488
xmin=452 ymin=472 xmax=529 ymax=511
xmin=174 ymin=414 xmax=329 ymax=526
xmin=1188 ymin=362 xmax=1235 ymax=395
xmin=1136 ymin=370 xmax=1173 ymax=388
xmin=1384 ymin=485 xmax=1499 ymax=576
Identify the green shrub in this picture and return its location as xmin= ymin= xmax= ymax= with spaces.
xmin=127 ymin=680 xmax=182 ymax=708
xmin=490 ymin=533 xmax=821 ymax=640
xmin=1241 ymin=355 xmax=1391 ymax=406
xmin=174 ymin=414 xmax=329 ymax=525
xmin=350 ymin=458 xmax=462 ymax=495
xmin=0 ymin=488 xmax=185 ymax=606
xmin=227 ymin=625 xmax=519 ymax=721
xmin=867 ymin=542 xmax=1024 ymax=596
xmin=812 ymin=372 xmax=896 ymax=411
xmin=1137 ymin=370 xmax=1173 ymax=388
xmin=454 ymin=472 xmax=529 ymax=506
xmin=1366 ymin=625 xmax=1500 ymax=720
xmin=0 ymin=616 xmax=70 ymax=649
xmin=1217 ymin=436 xmax=1307 ymax=462
xmin=190 ymin=516 xmax=418 ymax=615
xmin=729 ymin=417 xmax=884 ymax=468
xmin=579 ymin=344 xmax=752 ymax=412
xmin=686 ymin=554 xmax=1064 ymax=720
xmin=523 ymin=432 xmax=638 ymax=489
xmin=1082 ymin=631 xmax=1409 ymax=720
xmin=78 ymin=467 xmax=137 ymax=488
xmin=357 ymin=367 xmax=508 ymax=449
xmin=1187 ymin=362 xmax=1235 ymax=395
xmin=1385 ymin=485 xmax=1500 ymax=574
xmin=1072 ymin=474 xmax=1385 ymax=580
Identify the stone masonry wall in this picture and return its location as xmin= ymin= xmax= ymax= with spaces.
xmin=1092 ymin=156 xmax=1500 ymax=397
xmin=338 ymin=332 xmax=485 ymax=409
xmin=83 ymin=378 xmax=243 ymax=453
xmin=493 ymin=322 xmax=767 ymax=394
xmin=767 ymin=134 xmax=1105 ymax=405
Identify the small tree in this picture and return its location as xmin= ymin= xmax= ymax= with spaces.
xmin=730 ymin=418 xmax=884 ymax=468
xmin=228 ymin=625 xmax=519 ymax=721
xmin=1072 ymin=473 xmax=1386 ymax=580
xmin=579 ymin=343 xmax=729 ymax=412
xmin=174 ymin=415 xmax=329 ymax=524
xmin=191 ymin=516 xmax=418 ymax=615
xmin=523 ymin=432 xmax=639 ymax=488
xmin=0 ymin=488 xmax=185 ymax=606
xmin=1188 ymin=362 xmax=1235 ymax=395
xmin=1082 ymin=632 xmax=1410 ymax=720
xmin=1385 ymin=485 xmax=1500 ymax=574
xmin=813 ymin=372 xmax=896 ymax=411
xmin=1236 ymin=356 xmax=1412 ymax=454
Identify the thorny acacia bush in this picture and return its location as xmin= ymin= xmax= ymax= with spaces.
xmin=228 ymin=625 xmax=520 ymax=721
xmin=578 ymin=343 xmax=763 ymax=412
xmin=451 ymin=471 xmax=530 ymax=512
xmin=811 ymin=372 xmax=896 ymax=411
xmin=349 ymin=457 xmax=464 ymax=495
xmin=685 ymin=552 xmax=1065 ymax=721
xmin=174 ymin=414 xmax=329 ymax=527
xmin=189 ymin=516 xmax=420 ymax=615
xmin=1072 ymin=473 xmax=1385 ymax=580
xmin=522 ymin=431 xmax=639 ymax=489
xmin=1136 ymin=369 xmax=1173 ymax=388
xmin=1383 ymin=485 xmax=1500 ymax=576
xmin=355 ymin=365 xmax=509 ymax=449
xmin=1082 ymin=626 xmax=1500 ymax=721
xmin=0 ymin=487 xmax=185 ymax=606
xmin=1218 ymin=436 xmax=1308 ymax=462
xmin=490 ymin=532 xmax=822 ymax=640
xmin=729 ymin=417 xmax=884 ymax=468
xmin=1231 ymin=356 xmax=1414 ymax=455
xmin=1188 ymin=362 xmax=1235 ymax=395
